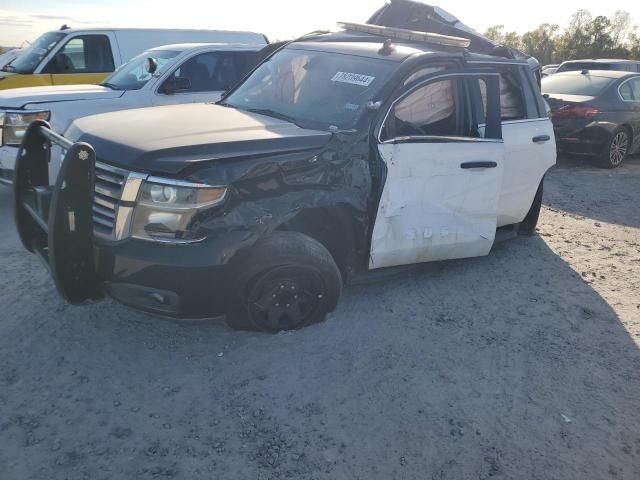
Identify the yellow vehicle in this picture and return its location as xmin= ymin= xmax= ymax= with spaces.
xmin=0 ymin=27 xmax=268 ymax=90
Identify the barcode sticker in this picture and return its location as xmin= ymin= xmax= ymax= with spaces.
xmin=331 ymin=72 xmax=376 ymax=87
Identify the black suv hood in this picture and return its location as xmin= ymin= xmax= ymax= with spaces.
xmin=67 ymin=103 xmax=332 ymax=175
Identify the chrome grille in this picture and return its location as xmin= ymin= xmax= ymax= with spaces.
xmin=93 ymin=162 xmax=129 ymax=238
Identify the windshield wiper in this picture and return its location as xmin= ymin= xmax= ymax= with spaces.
xmin=99 ymin=82 xmax=122 ymax=91
xmin=1 ymin=65 xmax=16 ymax=73
xmin=245 ymin=108 xmax=303 ymax=128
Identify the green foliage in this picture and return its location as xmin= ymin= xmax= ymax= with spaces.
xmin=484 ymin=9 xmax=640 ymax=65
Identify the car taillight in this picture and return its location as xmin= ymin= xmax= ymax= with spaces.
xmin=552 ymin=105 xmax=599 ymax=120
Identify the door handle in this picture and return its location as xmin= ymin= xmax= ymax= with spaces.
xmin=460 ymin=161 xmax=498 ymax=169
xmin=532 ymin=135 xmax=551 ymax=144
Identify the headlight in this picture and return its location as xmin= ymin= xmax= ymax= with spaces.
xmin=131 ymin=177 xmax=227 ymax=242
xmin=2 ymin=111 xmax=50 ymax=146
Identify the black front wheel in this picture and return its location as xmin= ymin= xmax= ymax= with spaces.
xmin=600 ymin=127 xmax=630 ymax=169
xmin=226 ymin=232 xmax=342 ymax=332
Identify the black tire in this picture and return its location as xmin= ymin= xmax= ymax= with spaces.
xmin=599 ymin=127 xmax=630 ymax=169
xmin=518 ymin=179 xmax=544 ymax=236
xmin=225 ymin=232 xmax=342 ymax=332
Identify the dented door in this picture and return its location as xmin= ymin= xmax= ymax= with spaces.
xmin=369 ymin=71 xmax=505 ymax=269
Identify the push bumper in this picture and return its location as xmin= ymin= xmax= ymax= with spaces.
xmin=14 ymin=121 xmax=241 ymax=319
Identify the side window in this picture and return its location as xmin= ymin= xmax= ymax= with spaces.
xmin=620 ymin=82 xmax=635 ymax=101
xmin=478 ymin=66 xmax=527 ymax=120
xmin=45 ymin=35 xmax=114 ymax=74
xmin=382 ymin=78 xmax=466 ymax=140
xmin=403 ymin=66 xmax=445 ymax=86
xmin=621 ymin=79 xmax=640 ymax=101
xmin=632 ymin=79 xmax=640 ymax=101
xmin=162 ymin=51 xmax=259 ymax=94
xmin=498 ymin=69 xmax=525 ymax=120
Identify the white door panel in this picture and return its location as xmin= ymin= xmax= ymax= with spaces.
xmin=497 ymin=119 xmax=556 ymax=226
xmin=370 ymin=141 xmax=505 ymax=270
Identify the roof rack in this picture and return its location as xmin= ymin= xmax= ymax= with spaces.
xmin=337 ymin=21 xmax=470 ymax=49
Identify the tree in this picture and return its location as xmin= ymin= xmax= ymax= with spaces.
xmin=483 ymin=10 xmax=639 ymax=63
xmin=521 ymin=24 xmax=560 ymax=65
xmin=483 ymin=25 xmax=522 ymax=50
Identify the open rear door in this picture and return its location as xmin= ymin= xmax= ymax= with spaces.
xmin=14 ymin=120 xmax=104 ymax=304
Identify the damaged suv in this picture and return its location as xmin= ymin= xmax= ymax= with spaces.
xmin=14 ymin=22 xmax=556 ymax=332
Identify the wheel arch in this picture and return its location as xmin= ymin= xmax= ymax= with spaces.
xmin=275 ymin=206 xmax=366 ymax=278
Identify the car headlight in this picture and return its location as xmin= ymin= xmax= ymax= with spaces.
xmin=131 ymin=177 xmax=227 ymax=242
xmin=2 ymin=111 xmax=50 ymax=146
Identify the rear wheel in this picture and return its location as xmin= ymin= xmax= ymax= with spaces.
xmin=600 ymin=127 xmax=630 ymax=169
xmin=226 ymin=232 xmax=342 ymax=332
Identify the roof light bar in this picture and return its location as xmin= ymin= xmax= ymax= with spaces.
xmin=337 ymin=22 xmax=470 ymax=49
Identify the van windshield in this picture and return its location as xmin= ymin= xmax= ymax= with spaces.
xmin=103 ymin=49 xmax=181 ymax=91
xmin=3 ymin=32 xmax=66 ymax=74
xmin=222 ymin=47 xmax=395 ymax=131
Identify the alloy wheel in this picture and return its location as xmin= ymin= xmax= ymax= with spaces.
xmin=609 ymin=131 xmax=629 ymax=167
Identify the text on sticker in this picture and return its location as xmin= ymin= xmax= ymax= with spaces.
xmin=332 ymin=72 xmax=376 ymax=87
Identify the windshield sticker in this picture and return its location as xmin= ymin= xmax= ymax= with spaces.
xmin=332 ymin=72 xmax=376 ymax=87
xmin=344 ymin=103 xmax=360 ymax=111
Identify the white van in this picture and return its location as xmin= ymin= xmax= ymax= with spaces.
xmin=0 ymin=42 xmax=273 ymax=183
xmin=0 ymin=28 xmax=267 ymax=90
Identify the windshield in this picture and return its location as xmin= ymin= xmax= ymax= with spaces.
xmin=3 ymin=32 xmax=66 ymax=74
xmin=542 ymin=74 xmax=615 ymax=96
xmin=103 ymin=49 xmax=181 ymax=90
xmin=222 ymin=47 xmax=395 ymax=130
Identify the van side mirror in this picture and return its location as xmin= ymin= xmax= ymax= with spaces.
xmin=145 ymin=57 xmax=158 ymax=75
xmin=162 ymin=76 xmax=191 ymax=95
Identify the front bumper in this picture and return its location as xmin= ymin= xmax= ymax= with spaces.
xmin=95 ymin=232 xmax=249 ymax=318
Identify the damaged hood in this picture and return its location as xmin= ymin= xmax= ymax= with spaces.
xmin=67 ymin=103 xmax=332 ymax=175
xmin=368 ymin=0 xmax=539 ymax=69
xmin=0 ymin=84 xmax=124 ymax=109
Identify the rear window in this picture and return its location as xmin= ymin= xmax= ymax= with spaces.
xmin=542 ymin=74 xmax=615 ymax=96
xmin=557 ymin=62 xmax=618 ymax=73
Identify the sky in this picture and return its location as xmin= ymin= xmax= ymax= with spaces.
xmin=1 ymin=0 xmax=639 ymax=47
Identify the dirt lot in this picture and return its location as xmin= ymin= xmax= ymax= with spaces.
xmin=0 ymin=155 xmax=639 ymax=480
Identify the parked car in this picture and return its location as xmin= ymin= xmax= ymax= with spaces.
xmin=13 ymin=22 xmax=556 ymax=332
xmin=542 ymin=70 xmax=640 ymax=168
xmin=0 ymin=27 xmax=267 ymax=91
xmin=542 ymin=64 xmax=560 ymax=77
xmin=556 ymin=59 xmax=640 ymax=74
xmin=0 ymin=42 xmax=274 ymax=184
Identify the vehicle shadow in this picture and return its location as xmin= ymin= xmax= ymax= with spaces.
xmin=545 ymin=153 xmax=640 ymax=228
xmin=1 ymin=197 xmax=639 ymax=479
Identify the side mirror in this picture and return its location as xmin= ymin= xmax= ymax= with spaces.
xmin=145 ymin=57 xmax=158 ymax=75
xmin=162 ymin=76 xmax=191 ymax=95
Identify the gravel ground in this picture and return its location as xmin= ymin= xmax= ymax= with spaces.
xmin=0 ymin=155 xmax=639 ymax=480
